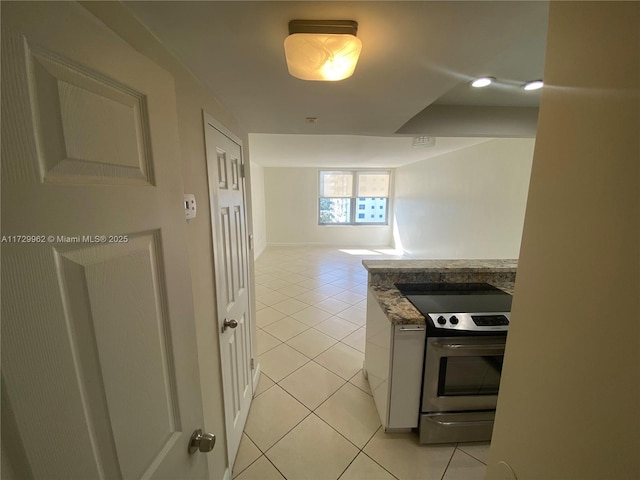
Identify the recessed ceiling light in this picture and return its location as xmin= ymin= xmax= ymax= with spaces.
xmin=471 ymin=77 xmax=494 ymax=88
xmin=523 ymin=80 xmax=544 ymax=91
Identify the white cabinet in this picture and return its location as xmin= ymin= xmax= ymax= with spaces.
xmin=364 ymin=291 xmax=393 ymax=427
xmin=364 ymin=289 xmax=425 ymax=431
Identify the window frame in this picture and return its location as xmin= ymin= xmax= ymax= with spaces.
xmin=317 ymin=169 xmax=391 ymax=226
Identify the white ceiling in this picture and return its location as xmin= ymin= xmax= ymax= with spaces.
xmin=125 ymin=1 xmax=549 ymax=167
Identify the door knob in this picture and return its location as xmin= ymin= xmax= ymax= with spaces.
xmin=188 ymin=429 xmax=216 ymax=454
xmin=222 ymin=318 xmax=238 ymax=332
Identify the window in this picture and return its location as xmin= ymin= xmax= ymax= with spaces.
xmin=318 ymin=170 xmax=390 ymax=225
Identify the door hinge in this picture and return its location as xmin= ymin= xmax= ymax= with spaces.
xmin=250 ymin=358 xmax=255 ymax=370
xmin=240 ymin=163 xmax=245 ymax=178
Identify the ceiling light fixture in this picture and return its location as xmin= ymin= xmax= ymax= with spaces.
xmin=471 ymin=77 xmax=495 ymax=88
xmin=523 ymin=80 xmax=544 ymax=91
xmin=284 ymin=20 xmax=362 ymax=81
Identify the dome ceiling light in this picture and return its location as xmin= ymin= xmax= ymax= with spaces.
xmin=284 ymin=19 xmax=362 ymax=81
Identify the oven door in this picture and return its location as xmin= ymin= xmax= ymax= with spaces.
xmin=422 ymin=336 xmax=506 ymax=413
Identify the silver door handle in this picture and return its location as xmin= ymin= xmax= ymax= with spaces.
xmin=188 ymin=429 xmax=216 ymax=454
xmin=222 ymin=318 xmax=238 ymax=332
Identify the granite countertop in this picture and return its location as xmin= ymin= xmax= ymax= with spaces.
xmin=363 ymin=259 xmax=517 ymax=325
xmin=368 ymin=282 xmax=426 ymax=325
xmin=362 ymin=258 xmax=518 ymax=273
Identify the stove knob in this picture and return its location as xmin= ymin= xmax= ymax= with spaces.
xmin=436 ymin=315 xmax=446 ymax=325
xmin=450 ymin=316 xmax=459 ymax=325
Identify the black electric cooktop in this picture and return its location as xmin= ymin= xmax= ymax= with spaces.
xmin=395 ymin=283 xmax=512 ymax=314
xmin=395 ymin=283 xmax=512 ymax=333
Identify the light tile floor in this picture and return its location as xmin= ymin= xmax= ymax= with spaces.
xmin=234 ymin=246 xmax=490 ymax=480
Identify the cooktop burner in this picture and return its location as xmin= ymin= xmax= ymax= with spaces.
xmin=395 ymin=283 xmax=512 ymax=334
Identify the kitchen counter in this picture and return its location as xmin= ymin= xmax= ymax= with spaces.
xmin=362 ymin=259 xmax=517 ymax=325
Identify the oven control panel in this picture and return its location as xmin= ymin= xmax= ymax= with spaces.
xmin=427 ymin=312 xmax=510 ymax=332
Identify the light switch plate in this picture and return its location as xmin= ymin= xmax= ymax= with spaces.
xmin=184 ymin=194 xmax=196 ymax=220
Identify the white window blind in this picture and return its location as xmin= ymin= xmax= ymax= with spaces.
xmin=357 ymin=172 xmax=390 ymax=197
xmin=320 ymin=171 xmax=353 ymax=197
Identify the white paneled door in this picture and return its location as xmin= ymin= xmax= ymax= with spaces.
xmin=1 ymin=3 xmax=210 ymax=479
xmin=204 ymin=115 xmax=253 ymax=468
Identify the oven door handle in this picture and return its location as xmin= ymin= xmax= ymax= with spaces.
xmin=428 ymin=418 xmax=495 ymax=427
xmin=433 ymin=341 xmax=505 ymax=351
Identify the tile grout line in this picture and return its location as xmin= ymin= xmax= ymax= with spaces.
xmin=358 ymin=432 xmax=401 ymax=480
xmin=455 ymin=445 xmax=489 ymax=466
xmin=245 ymin=394 xmax=314 ymax=455
xmin=272 ymin=353 xmax=382 ymax=476
xmin=278 ymin=359 xmax=347 ymax=398
xmin=439 ymin=443 xmax=458 ymax=480
xmin=230 ymin=434 xmax=260 ymax=479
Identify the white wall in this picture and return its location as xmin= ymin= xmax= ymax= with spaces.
xmin=487 ymin=2 xmax=639 ymax=479
xmin=250 ymin=161 xmax=267 ymax=259
xmin=263 ymin=167 xmax=394 ymax=247
xmin=393 ymin=138 xmax=534 ymax=258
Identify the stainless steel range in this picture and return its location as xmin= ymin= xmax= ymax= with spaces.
xmin=395 ymin=283 xmax=512 ymax=444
